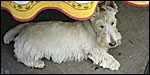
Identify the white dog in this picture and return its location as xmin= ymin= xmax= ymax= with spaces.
xmin=4 ymin=1 xmax=122 ymax=70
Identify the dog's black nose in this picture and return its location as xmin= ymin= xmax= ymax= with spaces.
xmin=109 ymin=42 xmax=116 ymax=46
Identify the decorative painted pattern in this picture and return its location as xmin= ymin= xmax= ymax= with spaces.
xmin=64 ymin=1 xmax=94 ymax=10
xmin=8 ymin=1 xmax=39 ymax=11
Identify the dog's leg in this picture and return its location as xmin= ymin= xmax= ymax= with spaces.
xmin=16 ymin=55 xmax=45 ymax=69
xmin=18 ymin=59 xmax=45 ymax=69
xmin=15 ymin=52 xmax=45 ymax=69
xmin=87 ymin=46 xmax=120 ymax=70
xmin=14 ymin=43 xmax=45 ymax=68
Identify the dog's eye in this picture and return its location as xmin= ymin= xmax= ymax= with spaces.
xmin=111 ymin=22 xmax=114 ymax=25
xmin=100 ymin=26 xmax=104 ymax=28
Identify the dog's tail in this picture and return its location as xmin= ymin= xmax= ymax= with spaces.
xmin=3 ymin=23 xmax=28 ymax=44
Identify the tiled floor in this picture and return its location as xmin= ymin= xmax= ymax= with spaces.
xmin=1 ymin=1 xmax=149 ymax=74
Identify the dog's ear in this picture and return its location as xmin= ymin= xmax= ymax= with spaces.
xmin=95 ymin=6 xmax=100 ymax=13
xmin=104 ymin=1 xmax=118 ymax=9
xmin=89 ymin=11 xmax=96 ymax=25
xmin=90 ymin=6 xmax=100 ymax=23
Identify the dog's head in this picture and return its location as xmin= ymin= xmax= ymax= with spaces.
xmin=90 ymin=1 xmax=122 ymax=50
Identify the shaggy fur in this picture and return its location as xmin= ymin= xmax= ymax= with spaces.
xmin=4 ymin=1 xmax=122 ymax=70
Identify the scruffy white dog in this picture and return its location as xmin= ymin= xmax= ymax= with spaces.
xmin=4 ymin=1 xmax=122 ymax=70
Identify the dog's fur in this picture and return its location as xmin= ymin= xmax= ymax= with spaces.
xmin=4 ymin=1 xmax=122 ymax=70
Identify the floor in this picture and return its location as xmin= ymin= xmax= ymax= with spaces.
xmin=1 ymin=1 xmax=149 ymax=74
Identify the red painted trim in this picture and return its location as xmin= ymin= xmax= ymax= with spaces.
xmin=1 ymin=1 xmax=103 ymax=22
xmin=123 ymin=1 xmax=149 ymax=7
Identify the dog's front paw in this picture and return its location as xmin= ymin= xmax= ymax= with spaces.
xmin=99 ymin=54 xmax=120 ymax=70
